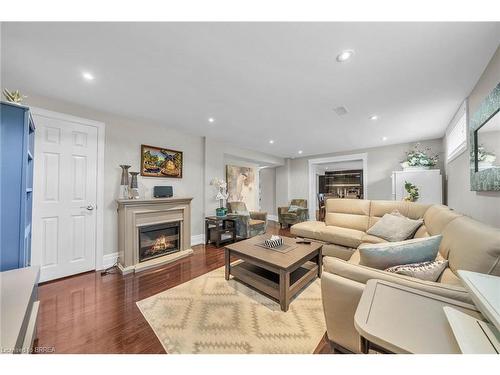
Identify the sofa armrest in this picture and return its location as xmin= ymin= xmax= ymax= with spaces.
xmin=296 ymin=207 xmax=309 ymax=221
xmin=250 ymin=211 xmax=267 ymax=221
xmin=227 ymin=213 xmax=250 ymax=225
xmin=323 ymin=257 xmax=472 ymax=304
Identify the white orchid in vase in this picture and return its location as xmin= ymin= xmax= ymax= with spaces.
xmin=210 ymin=178 xmax=229 ymax=216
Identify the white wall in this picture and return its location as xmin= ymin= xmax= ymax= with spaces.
xmin=275 ymin=159 xmax=291 ymax=209
xmin=445 ymin=46 xmax=500 ymax=227
xmin=203 ymin=137 xmax=284 ymax=216
xmin=23 ymin=94 xmax=284 ymax=257
xmin=259 ymin=167 xmax=277 ymax=217
xmin=24 ymin=93 xmax=205 ymax=255
xmin=286 ymin=139 xmax=444 ymax=203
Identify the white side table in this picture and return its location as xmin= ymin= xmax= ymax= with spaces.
xmin=354 ymin=279 xmax=483 ymax=354
xmin=442 ymin=271 xmax=500 ymax=354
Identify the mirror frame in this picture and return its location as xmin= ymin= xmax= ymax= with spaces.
xmin=469 ymin=82 xmax=500 ymax=191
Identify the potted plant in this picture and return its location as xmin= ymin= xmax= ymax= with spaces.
xmin=477 ymin=145 xmax=496 ymax=169
xmin=400 ymin=143 xmax=439 ymax=170
xmin=403 ymin=181 xmax=419 ymax=202
xmin=210 ymin=178 xmax=229 ymax=217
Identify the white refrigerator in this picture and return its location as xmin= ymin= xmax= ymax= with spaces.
xmin=391 ymin=169 xmax=443 ymax=204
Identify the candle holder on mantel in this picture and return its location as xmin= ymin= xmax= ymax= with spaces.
xmin=129 ymin=171 xmax=140 ymax=199
xmin=119 ymin=165 xmax=131 ymax=199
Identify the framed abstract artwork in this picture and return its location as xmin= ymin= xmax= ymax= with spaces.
xmin=226 ymin=165 xmax=257 ymax=210
xmin=140 ymin=144 xmax=183 ymax=178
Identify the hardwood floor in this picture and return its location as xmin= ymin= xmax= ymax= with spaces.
xmin=35 ymin=222 xmax=332 ymax=354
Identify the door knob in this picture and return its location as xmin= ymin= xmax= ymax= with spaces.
xmin=81 ymin=204 xmax=94 ymax=211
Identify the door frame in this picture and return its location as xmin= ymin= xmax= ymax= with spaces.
xmin=308 ymin=153 xmax=368 ymax=220
xmin=31 ymin=107 xmax=106 ymax=271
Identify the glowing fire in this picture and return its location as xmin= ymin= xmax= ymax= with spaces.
xmin=151 ymin=235 xmax=174 ymax=252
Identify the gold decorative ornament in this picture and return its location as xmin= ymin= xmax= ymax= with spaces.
xmin=2 ymin=88 xmax=27 ymax=104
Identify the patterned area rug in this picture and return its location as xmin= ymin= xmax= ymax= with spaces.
xmin=136 ymin=267 xmax=326 ymax=354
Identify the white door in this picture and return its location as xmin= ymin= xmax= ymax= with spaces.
xmin=32 ymin=112 xmax=99 ymax=282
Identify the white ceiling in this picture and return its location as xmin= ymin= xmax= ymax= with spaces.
xmin=2 ymin=22 xmax=499 ymax=157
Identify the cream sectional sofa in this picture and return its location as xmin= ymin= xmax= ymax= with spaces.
xmin=290 ymin=199 xmax=500 ymax=353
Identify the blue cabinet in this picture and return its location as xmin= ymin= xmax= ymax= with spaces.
xmin=1 ymin=101 xmax=35 ymax=271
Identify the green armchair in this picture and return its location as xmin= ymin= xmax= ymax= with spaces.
xmin=227 ymin=201 xmax=267 ymax=239
xmin=278 ymin=199 xmax=309 ymax=228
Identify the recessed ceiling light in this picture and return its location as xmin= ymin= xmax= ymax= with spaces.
xmin=382 ymin=136 xmax=388 ymax=141
xmin=369 ymin=115 xmax=379 ymax=121
xmin=325 ymin=167 xmax=329 ymax=170
xmin=298 ymin=150 xmax=303 ymax=154
xmin=336 ymin=50 xmax=354 ymax=63
xmin=208 ymin=117 xmax=215 ymax=123
xmin=269 ymin=140 xmax=275 ymax=144
xmin=333 ymin=106 xmax=349 ymax=116
xmin=82 ymin=72 xmax=94 ymax=81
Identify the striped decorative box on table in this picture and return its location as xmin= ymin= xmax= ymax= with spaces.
xmin=264 ymin=235 xmax=284 ymax=248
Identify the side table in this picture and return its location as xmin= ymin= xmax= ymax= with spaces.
xmin=205 ymin=216 xmax=236 ymax=247
xmin=354 ymin=279 xmax=484 ymax=354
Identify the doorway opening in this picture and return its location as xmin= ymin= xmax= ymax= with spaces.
xmin=308 ymin=153 xmax=368 ymax=221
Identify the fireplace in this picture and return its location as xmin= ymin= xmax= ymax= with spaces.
xmin=138 ymin=221 xmax=180 ymax=263
xmin=117 ymin=197 xmax=193 ymax=274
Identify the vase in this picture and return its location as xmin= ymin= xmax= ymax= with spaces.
xmin=119 ymin=165 xmax=131 ymax=199
xmin=216 ymin=207 xmax=227 ymax=217
xmin=129 ymin=171 xmax=140 ymax=199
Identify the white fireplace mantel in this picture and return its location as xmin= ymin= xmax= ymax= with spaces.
xmin=116 ymin=197 xmax=194 ymax=274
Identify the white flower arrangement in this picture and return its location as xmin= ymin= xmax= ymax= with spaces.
xmin=210 ymin=178 xmax=229 ymax=207
xmin=400 ymin=143 xmax=439 ymax=169
xmin=477 ymin=145 xmax=496 ymax=164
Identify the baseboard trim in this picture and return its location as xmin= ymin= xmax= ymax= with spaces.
xmin=268 ymin=215 xmax=278 ymax=222
xmin=191 ymin=234 xmax=205 ymax=246
xmin=101 ymin=235 xmax=203 ymax=270
xmin=101 ymin=252 xmax=119 ymax=270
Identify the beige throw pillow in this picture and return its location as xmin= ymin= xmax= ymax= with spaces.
xmin=385 ymin=260 xmax=448 ymax=282
xmin=367 ymin=212 xmax=423 ymax=242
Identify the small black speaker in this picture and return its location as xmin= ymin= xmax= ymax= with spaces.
xmin=153 ymin=186 xmax=173 ymax=198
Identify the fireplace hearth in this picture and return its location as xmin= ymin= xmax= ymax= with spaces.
xmin=139 ymin=222 xmax=180 ymax=263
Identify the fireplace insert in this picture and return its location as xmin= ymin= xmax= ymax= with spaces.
xmin=138 ymin=221 xmax=180 ymax=262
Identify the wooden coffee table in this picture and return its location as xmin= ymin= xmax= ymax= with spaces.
xmin=224 ymin=235 xmax=322 ymax=312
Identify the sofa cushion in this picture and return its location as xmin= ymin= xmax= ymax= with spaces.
xmin=322 ymin=256 xmax=472 ymax=304
xmin=366 ymin=213 xmax=423 ymax=242
xmin=280 ymin=212 xmax=297 ymax=219
xmin=423 ymin=205 xmax=462 ymax=236
xmin=441 ymin=216 xmax=500 ymax=276
xmin=325 ymin=199 xmax=370 ymax=231
xmin=385 ymin=260 xmax=448 ymax=282
xmin=322 ymin=243 xmax=356 ymax=260
xmin=413 ymin=224 xmax=430 ymax=239
xmin=317 ymin=226 xmax=365 ymax=248
xmin=357 ymin=235 xmax=442 ymax=270
xmin=361 ymin=233 xmax=387 ymax=244
xmin=348 ymin=249 xmax=361 ymax=265
xmin=290 ymin=220 xmax=326 ymax=239
xmin=368 ymin=200 xmax=429 ymax=228
xmin=249 ymin=219 xmax=265 ymax=227
xmin=438 ymin=268 xmax=463 ymax=286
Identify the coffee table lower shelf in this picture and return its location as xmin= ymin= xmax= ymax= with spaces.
xmin=229 ymin=261 xmax=318 ymax=311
